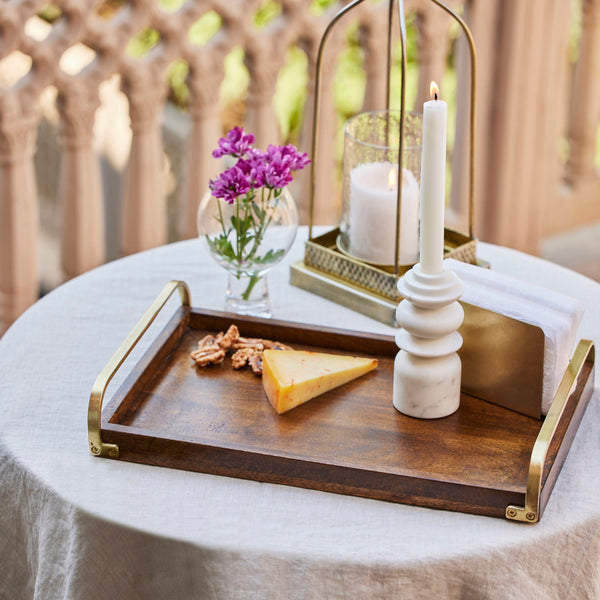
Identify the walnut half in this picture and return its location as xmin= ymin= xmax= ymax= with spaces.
xmin=190 ymin=332 xmax=227 ymax=367
xmin=190 ymin=324 xmax=292 ymax=373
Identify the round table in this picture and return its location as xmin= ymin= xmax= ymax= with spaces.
xmin=1 ymin=230 xmax=599 ymax=599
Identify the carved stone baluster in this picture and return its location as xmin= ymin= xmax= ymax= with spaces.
xmin=510 ymin=1 xmax=546 ymax=251
xmin=180 ymin=54 xmax=223 ymax=239
xmin=361 ymin=7 xmax=389 ymax=112
xmin=448 ymin=0 xmax=499 ymax=236
xmin=565 ymin=0 xmax=600 ymax=184
xmin=56 ymin=83 xmax=105 ymax=279
xmin=0 ymin=106 xmax=39 ymax=332
xmin=541 ymin=0 xmax=595 ymax=237
xmin=244 ymin=36 xmax=286 ymax=149
xmin=297 ymin=37 xmax=340 ymax=225
xmin=120 ymin=69 xmax=168 ymax=256
xmin=474 ymin=0 xmax=574 ymax=253
xmin=525 ymin=0 xmax=572 ymax=245
xmin=477 ymin=0 xmax=528 ymax=248
xmin=415 ymin=4 xmax=451 ymax=107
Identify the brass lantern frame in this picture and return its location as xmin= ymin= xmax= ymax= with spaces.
xmin=290 ymin=0 xmax=478 ymax=326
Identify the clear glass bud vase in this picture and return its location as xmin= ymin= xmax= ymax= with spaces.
xmin=197 ymin=187 xmax=298 ymax=317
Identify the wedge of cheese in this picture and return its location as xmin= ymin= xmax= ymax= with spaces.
xmin=262 ymin=349 xmax=378 ymax=414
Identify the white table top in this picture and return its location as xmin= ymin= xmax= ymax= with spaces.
xmin=1 ymin=229 xmax=599 ymax=599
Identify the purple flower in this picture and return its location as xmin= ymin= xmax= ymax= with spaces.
xmin=235 ymin=148 xmax=264 ymax=188
xmin=210 ymin=132 xmax=310 ymax=199
xmin=268 ymin=144 xmax=311 ymax=172
xmin=254 ymin=161 xmax=294 ymax=190
xmin=212 ymin=127 xmax=255 ymax=159
xmin=248 ymin=144 xmax=310 ymax=191
xmin=209 ymin=165 xmax=252 ymax=204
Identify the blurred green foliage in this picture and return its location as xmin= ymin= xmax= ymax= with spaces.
xmin=253 ymin=1 xmax=282 ymax=28
xmin=188 ymin=9 xmax=222 ymax=44
xmin=126 ymin=29 xmax=160 ymax=58
xmin=310 ymin=0 xmax=338 ymax=15
xmin=38 ymin=4 xmax=62 ymax=22
xmin=83 ymin=0 xmax=459 ymax=153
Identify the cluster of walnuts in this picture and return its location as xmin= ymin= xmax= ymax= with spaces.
xmin=190 ymin=324 xmax=292 ymax=375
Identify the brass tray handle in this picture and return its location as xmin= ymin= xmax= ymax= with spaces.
xmin=88 ymin=280 xmax=191 ymax=458
xmin=506 ymin=339 xmax=595 ymax=523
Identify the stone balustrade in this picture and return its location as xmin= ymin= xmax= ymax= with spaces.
xmin=0 ymin=0 xmax=598 ymax=333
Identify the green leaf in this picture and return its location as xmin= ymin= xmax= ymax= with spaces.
xmin=252 ymin=203 xmax=266 ymax=222
xmin=231 ymin=214 xmax=255 ymax=238
xmin=208 ymin=235 xmax=236 ymax=261
xmin=255 ymin=248 xmax=285 ymax=265
xmin=230 ymin=215 xmax=240 ymax=231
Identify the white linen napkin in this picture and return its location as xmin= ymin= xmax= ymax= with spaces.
xmin=446 ymin=258 xmax=584 ymax=414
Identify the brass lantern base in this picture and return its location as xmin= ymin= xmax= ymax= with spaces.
xmin=290 ymin=227 xmax=478 ymax=327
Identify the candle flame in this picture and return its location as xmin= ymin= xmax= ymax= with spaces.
xmin=387 ymin=167 xmax=396 ymax=190
xmin=430 ymin=81 xmax=440 ymax=101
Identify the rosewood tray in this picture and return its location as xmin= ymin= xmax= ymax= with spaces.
xmin=88 ymin=281 xmax=595 ymax=523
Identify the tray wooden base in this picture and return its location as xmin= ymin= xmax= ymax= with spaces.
xmin=90 ymin=285 xmax=595 ymax=522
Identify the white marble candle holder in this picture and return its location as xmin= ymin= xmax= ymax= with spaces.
xmin=393 ymin=262 xmax=465 ymax=418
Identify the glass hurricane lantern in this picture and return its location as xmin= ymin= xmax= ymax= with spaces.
xmin=339 ymin=109 xmax=422 ymax=267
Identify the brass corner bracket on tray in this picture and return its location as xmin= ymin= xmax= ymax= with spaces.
xmin=505 ymin=339 xmax=595 ymax=523
xmin=87 ymin=280 xmax=191 ymax=458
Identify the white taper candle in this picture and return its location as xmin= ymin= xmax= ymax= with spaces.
xmin=419 ymin=82 xmax=447 ymax=275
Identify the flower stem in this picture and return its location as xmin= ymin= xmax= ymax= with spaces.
xmin=216 ymin=196 xmax=227 ymax=237
xmin=246 ymin=189 xmax=280 ymax=262
xmin=235 ymin=197 xmax=242 ymax=264
xmin=240 ymin=273 xmax=260 ymax=301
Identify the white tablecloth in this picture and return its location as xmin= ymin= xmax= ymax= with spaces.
xmin=1 ymin=230 xmax=599 ymax=599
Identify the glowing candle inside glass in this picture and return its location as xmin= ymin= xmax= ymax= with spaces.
xmin=348 ymin=162 xmax=420 ymax=265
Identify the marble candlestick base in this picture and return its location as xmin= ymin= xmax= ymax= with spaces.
xmin=393 ymin=262 xmax=465 ymax=419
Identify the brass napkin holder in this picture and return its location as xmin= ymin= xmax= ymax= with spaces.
xmin=293 ymin=255 xmax=547 ymax=421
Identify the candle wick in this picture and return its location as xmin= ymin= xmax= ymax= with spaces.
xmin=434 ymin=92 xmax=438 ymax=101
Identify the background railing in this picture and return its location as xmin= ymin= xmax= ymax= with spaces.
xmin=543 ymin=0 xmax=600 ymax=237
xmin=0 ymin=0 xmax=598 ymax=334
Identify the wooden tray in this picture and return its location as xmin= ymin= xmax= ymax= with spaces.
xmin=88 ymin=281 xmax=595 ymax=523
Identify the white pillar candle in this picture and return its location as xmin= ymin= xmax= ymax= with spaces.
xmin=419 ymin=82 xmax=447 ymax=275
xmin=348 ymin=162 xmax=420 ymax=265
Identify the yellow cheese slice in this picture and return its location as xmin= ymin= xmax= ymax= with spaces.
xmin=262 ymin=349 xmax=378 ymax=414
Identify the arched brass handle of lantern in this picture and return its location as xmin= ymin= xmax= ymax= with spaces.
xmin=87 ymin=281 xmax=191 ymax=458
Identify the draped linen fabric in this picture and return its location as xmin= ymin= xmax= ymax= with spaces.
xmin=1 ymin=231 xmax=599 ymax=599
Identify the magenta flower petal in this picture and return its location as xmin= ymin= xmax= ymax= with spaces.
xmin=209 ymin=165 xmax=252 ymax=204
xmin=210 ymin=134 xmax=309 ymax=197
xmin=212 ymin=127 xmax=256 ymax=159
xmin=282 ymin=145 xmax=311 ymax=171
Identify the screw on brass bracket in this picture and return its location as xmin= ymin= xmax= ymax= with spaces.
xmin=505 ymin=506 xmax=538 ymax=523
xmin=87 ymin=280 xmax=191 ymax=459
xmin=505 ymin=340 xmax=594 ymax=523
